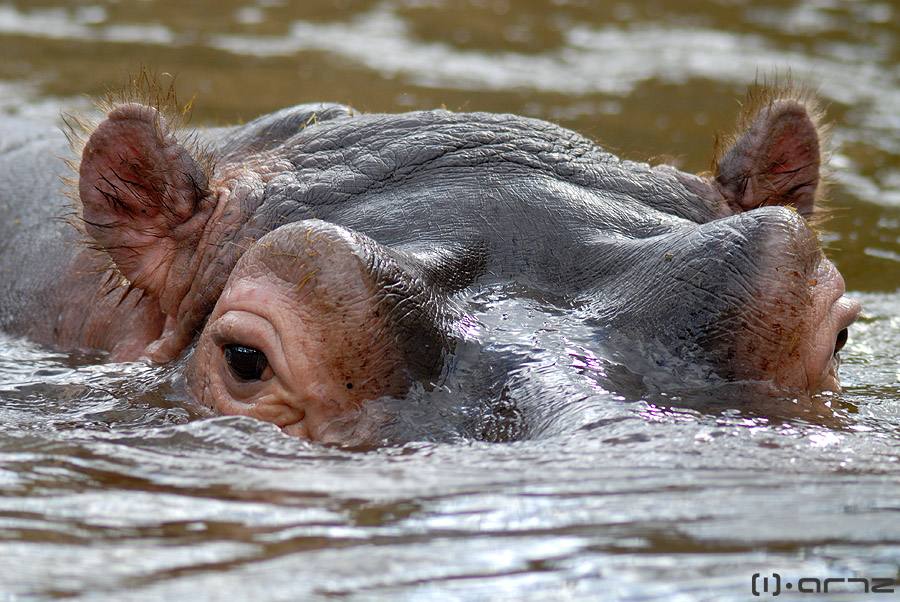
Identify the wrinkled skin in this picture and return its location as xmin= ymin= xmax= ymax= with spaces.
xmin=0 ymin=89 xmax=859 ymax=443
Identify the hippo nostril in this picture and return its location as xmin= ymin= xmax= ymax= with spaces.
xmin=834 ymin=328 xmax=849 ymax=356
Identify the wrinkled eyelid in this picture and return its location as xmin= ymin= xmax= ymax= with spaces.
xmin=210 ymin=325 xmax=264 ymax=353
xmin=207 ymin=309 xmax=278 ymax=352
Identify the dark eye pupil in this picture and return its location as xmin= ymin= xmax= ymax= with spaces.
xmin=224 ymin=344 xmax=268 ymax=381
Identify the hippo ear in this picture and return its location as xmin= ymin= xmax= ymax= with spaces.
xmin=714 ymin=98 xmax=823 ymax=216
xmin=78 ymin=103 xmax=213 ymax=297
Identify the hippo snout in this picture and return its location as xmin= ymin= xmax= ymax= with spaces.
xmin=735 ymin=207 xmax=861 ymax=394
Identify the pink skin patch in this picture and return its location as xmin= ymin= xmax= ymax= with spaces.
xmin=186 ymin=222 xmax=410 ymax=443
xmin=730 ymin=210 xmax=860 ymax=396
xmin=803 ymin=262 xmax=860 ymax=394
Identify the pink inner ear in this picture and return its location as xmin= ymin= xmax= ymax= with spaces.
xmin=769 ymin=124 xmax=816 ymax=174
xmin=79 ymin=103 xmax=209 ymax=294
xmin=715 ymin=99 xmax=821 ymax=216
xmin=763 ymin=113 xmax=820 ymax=214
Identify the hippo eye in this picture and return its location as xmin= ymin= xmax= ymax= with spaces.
xmin=223 ymin=344 xmax=269 ymax=381
xmin=834 ymin=328 xmax=849 ymax=356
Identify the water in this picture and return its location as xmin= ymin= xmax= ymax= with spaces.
xmin=1 ymin=0 xmax=899 ymax=600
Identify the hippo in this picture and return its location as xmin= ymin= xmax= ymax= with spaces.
xmin=0 ymin=81 xmax=860 ymax=443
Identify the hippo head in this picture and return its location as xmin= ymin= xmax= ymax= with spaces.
xmin=75 ymin=86 xmax=859 ymax=441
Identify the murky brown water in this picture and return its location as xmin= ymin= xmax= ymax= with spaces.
xmin=1 ymin=1 xmax=899 ymax=600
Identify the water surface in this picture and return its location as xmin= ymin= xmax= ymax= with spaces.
xmin=0 ymin=1 xmax=898 ymax=600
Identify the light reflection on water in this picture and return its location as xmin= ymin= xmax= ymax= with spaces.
xmin=0 ymin=0 xmax=899 ymax=600
xmin=0 ymin=288 xmax=897 ymax=600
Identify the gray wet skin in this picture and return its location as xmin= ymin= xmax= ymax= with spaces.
xmin=0 ymin=90 xmax=860 ymax=442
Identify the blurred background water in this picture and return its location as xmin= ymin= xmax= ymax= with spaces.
xmin=0 ymin=1 xmax=898 ymax=600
